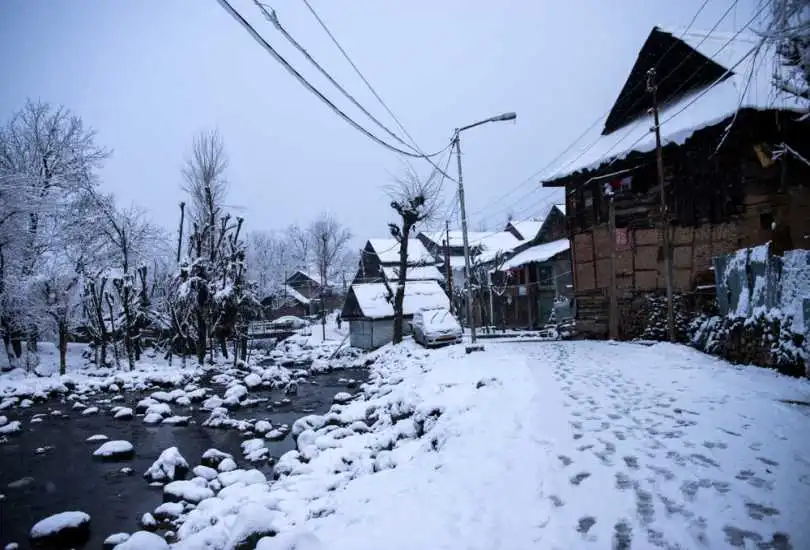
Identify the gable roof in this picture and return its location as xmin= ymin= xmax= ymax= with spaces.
xmin=366 ymin=238 xmax=436 ymax=265
xmin=420 ymin=230 xmax=491 ymax=249
xmin=507 ymin=219 xmax=545 ymax=241
xmin=501 ymin=238 xmax=570 ymax=270
xmin=543 ymin=27 xmax=805 ymax=184
xmin=343 ymin=280 xmax=449 ymax=320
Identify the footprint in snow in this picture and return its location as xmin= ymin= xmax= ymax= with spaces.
xmin=756 ymin=456 xmax=779 ymax=467
xmin=745 ymin=502 xmax=780 ymax=520
xmin=576 ymin=516 xmax=596 ymax=535
xmin=570 ymin=472 xmax=591 ymax=486
xmin=558 ymin=455 xmax=573 ymax=467
xmin=612 ymin=520 xmax=633 ymax=550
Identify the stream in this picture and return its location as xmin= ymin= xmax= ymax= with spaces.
xmin=0 ymin=365 xmax=367 ymax=549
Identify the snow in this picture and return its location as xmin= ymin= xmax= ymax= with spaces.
xmin=103 ymin=532 xmax=130 ymax=546
xmin=367 ymin=238 xmax=435 ymax=265
xmin=169 ymin=340 xmax=810 ymax=550
xmin=780 ymin=249 xmax=810 ymax=334
xmin=474 ymin=230 xmax=525 ymax=263
xmin=193 ymin=465 xmax=218 ymax=480
xmin=332 ymin=392 xmax=353 ymax=404
xmin=162 ymin=415 xmax=190 ymax=426
xmin=281 ymin=285 xmax=311 ymax=305
xmin=347 ymin=280 xmax=449 ymax=320
xmin=81 ymin=406 xmax=99 ymax=415
xmin=0 ymin=420 xmax=21 ymax=435
xmin=241 ymin=438 xmax=269 ymax=462
xmin=217 ymin=458 xmax=237 ymax=472
xmin=86 ymin=434 xmax=108 ymax=442
xmin=243 ymin=373 xmax=262 ymax=389
xmin=507 ymin=219 xmax=545 ymax=241
xmin=545 ymin=29 xmax=805 ymax=182
xmin=500 ymin=238 xmax=570 ymax=270
xmin=380 ymin=264 xmax=444 ymax=283
xmin=92 ymin=440 xmax=134 ymax=458
xmin=144 ymin=446 xmax=189 ymax=482
xmin=112 ymin=531 xmax=169 ymax=550
xmin=29 ymin=510 xmax=90 ymax=538
xmin=164 ymin=480 xmax=215 ymax=504
xmin=113 ymin=407 xmax=134 ymax=420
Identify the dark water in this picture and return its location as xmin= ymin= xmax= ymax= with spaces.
xmin=0 ymin=368 xmax=366 ymax=549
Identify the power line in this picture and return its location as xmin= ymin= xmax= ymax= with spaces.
xmin=216 ymin=0 xmax=448 ymax=160
xmin=271 ymin=0 xmax=459 ymax=182
xmin=468 ymin=0 xmax=716 ymax=225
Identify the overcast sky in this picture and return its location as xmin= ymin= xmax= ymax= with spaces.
xmin=1 ymin=0 xmax=756 ymax=245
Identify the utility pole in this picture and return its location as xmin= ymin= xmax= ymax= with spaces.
xmin=444 ymin=219 xmax=453 ymax=311
xmin=608 ymin=191 xmax=618 ymax=340
xmin=454 ymin=133 xmax=477 ymax=344
xmin=647 ymin=68 xmax=675 ymax=342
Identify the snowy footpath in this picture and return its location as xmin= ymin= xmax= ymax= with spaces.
xmin=171 ymin=340 xmax=810 ymax=550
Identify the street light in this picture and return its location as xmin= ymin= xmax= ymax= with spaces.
xmin=453 ymin=112 xmax=517 ymax=345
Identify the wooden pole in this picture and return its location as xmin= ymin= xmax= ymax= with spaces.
xmin=608 ymin=194 xmax=618 ymax=340
xmin=176 ymin=202 xmax=185 ymax=264
xmin=647 ymin=68 xmax=675 ymax=342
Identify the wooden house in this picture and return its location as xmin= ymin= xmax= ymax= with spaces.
xmin=341 ymin=280 xmax=449 ymax=350
xmin=542 ymin=27 xmax=810 ymax=339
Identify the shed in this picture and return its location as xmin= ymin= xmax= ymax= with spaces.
xmin=341 ymin=280 xmax=450 ymax=349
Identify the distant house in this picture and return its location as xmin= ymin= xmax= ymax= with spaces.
xmin=341 ymin=280 xmax=450 ymax=349
xmin=260 ymin=284 xmax=311 ymax=320
xmin=263 ymin=269 xmax=344 ymax=320
xmin=541 ymin=27 xmax=810 ymax=340
xmin=353 ymin=238 xmax=442 ymax=285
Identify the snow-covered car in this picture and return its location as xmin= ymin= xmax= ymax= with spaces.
xmin=269 ymin=316 xmax=309 ymax=330
xmin=411 ymin=307 xmax=463 ymax=347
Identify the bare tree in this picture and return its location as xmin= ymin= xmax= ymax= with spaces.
xmin=182 ymin=129 xmax=229 ymax=260
xmin=386 ymin=166 xmax=443 ymax=344
xmin=308 ymin=213 xmax=351 ymax=339
xmin=763 ymin=0 xmax=810 ymax=104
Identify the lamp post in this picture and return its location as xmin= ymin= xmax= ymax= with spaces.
xmin=453 ymin=112 xmax=516 ymax=344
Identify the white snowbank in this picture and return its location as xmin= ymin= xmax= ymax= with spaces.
xmin=112 ymin=530 xmax=169 ymax=549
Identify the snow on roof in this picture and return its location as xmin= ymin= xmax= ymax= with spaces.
xmin=474 ymin=231 xmax=524 ymax=263
xmin=421 ymin=230 xmax=492 ymax=249
xmin=350 ymin=280 xmax=449 ymax=319
xmin=367 ymin=239 xmax=436 ymax=265
xmin=283 ymin=285 xmax=310 ymax=305
xmin=381 ymin=264 xmax=444 ymax=282
xmin=501 ymin=239 xmax=570 ymax=270
xmin=554 ymin=203 xmax=566 ymax=215
xmin=544 ymin=28 xmax=805 ymax=182
xmin=508 ymin=220 xmax=545 ymax=241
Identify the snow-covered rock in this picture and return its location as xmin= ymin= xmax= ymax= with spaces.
xmin=29 ymin=511 xmax=91 ymax=547
xmin=218 ymin=468 xmax=266 ymax=488
xmin=241 ymin=439 xmax=269 ymax=462
xmin=93 ymin=440 xmax=134 ymax=461
xmin=200 ymin=448 xmax=232 ymax=468
xmin=134 ymin=398 xmax=157 ymax=414
xmin=144 ymin=402 xmax=171 ymax=418
xmin=265 ymin=427 xmax=288 ymax=441
xmin=163 ymin=480 xmax=214 ymax=504
xmin=143 ymin=413 xmax=163 ymax=425
xmin=4 ymin=542 xmax=20 ymax=550
xmin=201 ymin=395 xmax=223 ymax=411
xmin=0 ymin=415 xmax=7 ymax=427
xmin=102 ymin=532 xmax=129 ymax=549
xmin=81 ymin=406 xmax=99 ymax=416
xmin=243 ymin=373 xmax=262 ymax=389
xmin=111 ymin=531 xmax=169 ymax=550
xmin=139 ymin=512 xmax=157 ymax=529
xmin=113 ymin=407 xmax=133 ymax=420
xmin=186 ymin=388 xmax=207 ymax=402
xmin=217 ymin=458 xmax=237 ymax=472
xmin=19 ymin=398 xmax=33 ymax=408
xmin=175 ymin=396 xmax=191 ymax=407
xmin=253 ymin=420 xmax=273 ymax=434
xmin=86 ymin=434 xmax=108 ymax=442
xmin=153 ymin=501 xmax=184 ymax=521
xmin=143 ymin=447 xmax=189 ymax=483
xmin=0 ymin=420 xmax=21 ymax=435
xmin=0 ymin=397 xmax=19 ymax=410
xmin=150 ymin=391 xmax=173 ymax=403
xmin=332 ymin=392 xmax=353 ymax=404
xmin=192 ymin=465 xmax=218 ymax=481
xmin=223 ymin=384 xmax=248 ymax=407
xmin=161 ymin=416 xmax=190 ymax=426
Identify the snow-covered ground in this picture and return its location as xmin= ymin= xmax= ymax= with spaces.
xmin=170 ymin=340 xmax=810 ymax=550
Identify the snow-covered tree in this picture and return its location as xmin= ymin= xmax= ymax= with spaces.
xmin=0 ymin=100 xmax=108 ymax=366
xmin=309 ymin=212 xmax=351 ymax=338
xmin=387 ymin=166 xmax=443 ymax=344
xmin=764 ymin=0 xmax=810 ymax=105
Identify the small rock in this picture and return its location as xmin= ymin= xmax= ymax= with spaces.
xmin=120 ymin=467 xmax=134 ymax=476
xmin=5 ymin=542 xmax=20 ymax=550
xmin=201 ymin=448 xmax=232 ymax=469
xmin=192 ymin=465 xmax=218 ymax=481
xmin=254 ymin=420 xmax=273 ymax=434
xmin=144 ymin=447 xmax=189 ymax=483
xmin=140 ymin=512 xmax=158 ymax=530
xmin=143 ymin=413 xmax=163 ymax=425
xmin=86 ymin=434 xmax=108 ymax=442
xmin=34 ymin=446 xmax=53 ymax=455
xmin=0 ymin=421 xmax=21 ymax=435
xmin=163 ymin=480 xmax=214 ymax=504
xmin=0 ymin=416 xmax=7 ymax=427
xmin=244 ymin=373 xmax=262 ymax=389
xmin=112 ymin=531 xmax=168 ymax=550
xmin=81 ymin=406 xmax=99 ymax=416
xmin=29 ymin=511 xmax=91 ymax=547
xmin=93 ymin=440 xmax=135 ymax=461
xmin=153 ymin=501 xmax=183 ymax=521
xmin=217 ymin=458 xmax=237 ymax=472
xmin=113 ymin=408 xmax=134 ymax=420
xmin=102 ymin=532 xmax=129 ymax=550
xmin=333 ymin=392 xmax=352 ymax=404
xmin=7 ymin=476 xmax=35 ymax=490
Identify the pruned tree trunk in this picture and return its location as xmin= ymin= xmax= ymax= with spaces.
xmin=58 ymin=319 xmax=68 ymax=376
xmin=392 ymin=225 xmax=412 ymax=344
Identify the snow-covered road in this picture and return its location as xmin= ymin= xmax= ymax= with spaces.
xmin=289 ymin=341 xmax=810 ymax=550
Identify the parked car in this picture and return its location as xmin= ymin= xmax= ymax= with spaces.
xmin=411 ymin=307 xmax=463 ymax=347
